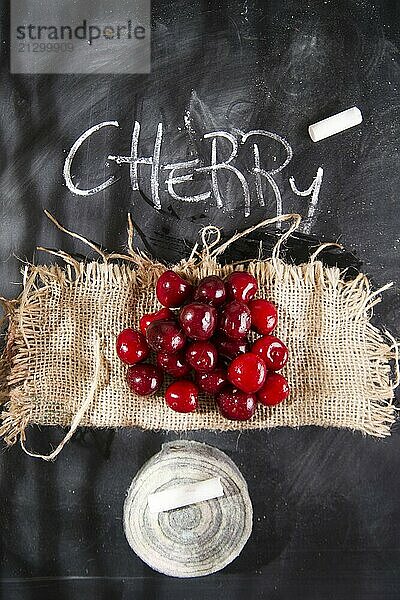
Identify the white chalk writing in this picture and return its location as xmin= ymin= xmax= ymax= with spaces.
xmin=289 ymin=167 xmax=324 ymax=234
xmin=63 ymin=119 xmax=323 ymax=225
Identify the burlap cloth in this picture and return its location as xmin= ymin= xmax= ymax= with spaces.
xmin=0 ymin=213 xmax=398 ymax=456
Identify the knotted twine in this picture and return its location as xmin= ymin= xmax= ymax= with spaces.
xmin=0 ymin=212 xmax=399 ymax=461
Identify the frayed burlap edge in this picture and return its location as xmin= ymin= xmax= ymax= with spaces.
xmin=0 ymin=213 xmax=398 ymax=456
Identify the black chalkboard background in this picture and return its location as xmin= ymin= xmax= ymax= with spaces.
xmin=1 ymin=1 xmax=400 ymax=598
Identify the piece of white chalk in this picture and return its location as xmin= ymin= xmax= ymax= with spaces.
xmin=308 ymin=106 xmax=362 ymax=142
xmin=147 ymin=477 xmax=224 ymax=514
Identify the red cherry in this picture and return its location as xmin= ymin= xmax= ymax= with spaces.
xmin=257 ymin=373 xmax=290 ymax=406
xmin=156 ymin=351 xmax=190 ymax=378
xmin=186 ymin=341 xmax=218 ymax=372
xmin=219 ymin=300 xmax=251 ymax=340
xmin=139 ymin=307 xmax=174 ymax=335
xmin=116 ymin=328 xmax=149 ymax=365
xmin=196 ymin=368 xmax=228 ymax=395
xmin=252 ymin=335 xmax=288 ymax=371
xmin=213 ymin=334 xmax=249 ymax=360
xmin=146 ymin=320 xmax=186 ymax=353
xmin=248 ymin=299 xmax=278 ymax=335
xmin=179 ymin=302 xmax=217 ymax=340
xmin=217 ymin=386 xmax=257 ymax=420
xmin=156 ymin=270 xmax=193 ymax=308
xmin=126 ymin=364 xmax=163 ymax=396
xmin=225 ymin=271 xmax=258 ymax=303
xmin=194 ymin=275 xmax=226 ymax=307
xmin=227 ymin=352 xmax=267 ymax=393
xmin=165 ymin=380 xmax=198 ymax=413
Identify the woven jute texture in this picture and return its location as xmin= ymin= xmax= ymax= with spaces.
xmin=0 ymin=213 xmax=398 ymax=450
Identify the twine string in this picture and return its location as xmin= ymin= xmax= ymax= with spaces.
xmin=200 ymin=226 xmax=222 ymax=261
xmin=18 ymin=269 xmax=38 ymax=351
xmin=187 ymin=242 xmax=200 ymax=263
xmin=309 ymin=243 xmax=343 ymax=264
xmin=208 ymin=214 xmax=302 ymax=265
xmin=270 ymin=214 xmax=302 ymax=270
xmin=363 ymin=282 xmax=394 ymax=315
xmin=20 ymin=334 xmax=103 ymax=461
xmin=37 ymin=247 xmax=82 ymax=277
xmin=127 ymin=213 xmax=135 ymax=257
xmin=384 ymin=328 xmax=400 ymax=391
xmin=44 ymin=210 xmax=108 ymax=263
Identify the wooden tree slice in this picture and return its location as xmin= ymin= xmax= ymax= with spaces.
xmin=123 ymin=440 xmax=253 ymax=578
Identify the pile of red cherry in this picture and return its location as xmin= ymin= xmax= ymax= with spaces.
xmin=116 ymin=270 xmax=289 ymax=421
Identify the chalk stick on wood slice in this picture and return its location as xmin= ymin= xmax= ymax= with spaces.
xmin=308 ymin=106 xmax=362 ymax=142
xmin=123 ymin=440 xmax=253 ymax=578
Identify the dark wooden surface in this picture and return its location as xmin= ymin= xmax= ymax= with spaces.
xmin=1 ymin=1 xmax=400 ymax=598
